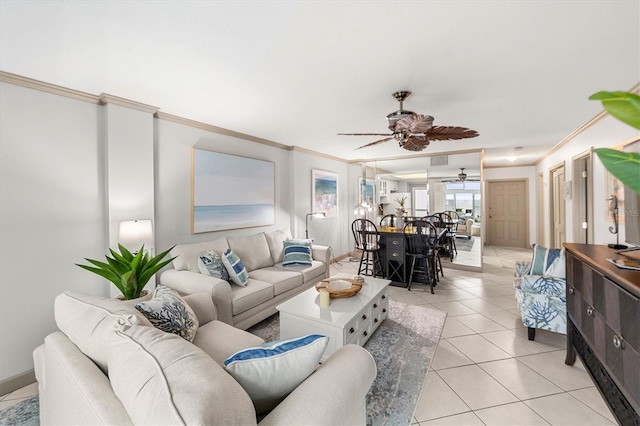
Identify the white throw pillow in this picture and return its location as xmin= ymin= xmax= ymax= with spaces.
xmin=224 ymin=334 xmax=329 ymax=413
xmin=198 ymin=250 xmax=230 ymax=281
xmin=544 ymin=249 xmax=566 ymax=279
xmin=135 ymin=285 xmax=199 ymax=342
xmin=222 ymin=249 xmax=249 ymax=286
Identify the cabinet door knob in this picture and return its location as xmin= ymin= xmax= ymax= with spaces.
xmin=392 ymin=252 xmax=399 ymax=257
xmin=349 ymin=327 xmax=354 ymax=334
xmin=382 ymin=295 xmax=386 ymax=299
xmin=362 ymin=314 xmax=367 ymax=320
xmin=374 ymin=318 xmax=378 ymax=323
xmin=373 ymin=303 xmax=378 ymax=308
xmin=363 ymin=330 xmax=368 ymax=337
xmin=586 ymin=305 xmax=594 ymax=316
xmin=613 ymin=334 xmax=623 ymax=349
xmin=382 ymin=308 xmax=387 ymax=313
xmin=392 ymin=240 xmax=399 ymax=245
xmin=568 ymin=287 xmax=575 ymax=295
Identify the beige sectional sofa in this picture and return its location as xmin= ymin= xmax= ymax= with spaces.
xmin=160 ymin=227 xmax=331 ymax=329
xmin=34 ymin=291 xmax=376 ymax=425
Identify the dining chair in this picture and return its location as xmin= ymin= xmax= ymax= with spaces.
xmin=403 ymin=220 xmax=439 ymax=293
xmin=379 ymin=214 xmax=397 ymax=228
xmin=351 ymin=218 xmax=383 ymax=277
xmin=435 ymin=212 xmax=457 ymax=260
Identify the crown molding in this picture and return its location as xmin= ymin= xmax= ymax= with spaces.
xmin=99 ymin=93 xmax=158 ymax=114
xmin=535 ymin=81 xmax=640 ymax=166
xmin=0 ymin=70 xmax=100 ymax=104
xmin=155 ymin=111 xmax=289 ymax=150
xmin=290 ymin=146 xmax=348 ymax=163
xmin=348 ymin=148 xmax=482 ymax=164
xmin=484 ymin=162 xmax=536 ymax=169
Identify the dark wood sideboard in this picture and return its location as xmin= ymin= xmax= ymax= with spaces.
xmin=564 ymin=243 xmax=640 ymax=425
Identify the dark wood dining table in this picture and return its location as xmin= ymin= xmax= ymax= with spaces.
xmin=376 ymin=226 xmax=447 ymax=287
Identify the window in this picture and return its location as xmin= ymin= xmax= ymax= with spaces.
xmin=444 ymin=182 xmax=480 ymax=218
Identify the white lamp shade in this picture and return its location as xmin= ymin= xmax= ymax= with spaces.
xmin=118 ymin=220 xmax=154 ymax=251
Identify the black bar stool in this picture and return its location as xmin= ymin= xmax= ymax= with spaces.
xmin=351 ymin=219 xmax=383 ymax=277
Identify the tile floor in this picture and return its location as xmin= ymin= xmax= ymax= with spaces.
xmin=1 ymin=245 xmax=618 ymax=426
xmin=332 ymin=245 xmax=617 ymax=426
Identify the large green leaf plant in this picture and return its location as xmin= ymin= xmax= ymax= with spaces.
xmin=76 ymin=244 xmax=176 ymax=300
xmin=589 ymin=91 xmax=640 ymax=195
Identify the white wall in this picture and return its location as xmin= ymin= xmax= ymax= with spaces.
xmin=0 ymin=83 xmax=107 ymax=381
xmin=535 ymin=114 xmax=638 ymax=246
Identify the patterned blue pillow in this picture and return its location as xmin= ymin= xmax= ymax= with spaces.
xmin=529 ymin=244 xmax=563 ymax=275
xmin=135 ymin=285 xmax=199 ymax=342
xmin=222 ymin=249 xmax=249 ymax=286
xmin=197 ymin=251 xmax=230 ymax=281
xmin=282 ymin=239 xmax=313 ymax=267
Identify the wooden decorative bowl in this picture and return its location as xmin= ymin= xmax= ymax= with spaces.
xmin=315 ymin=278 xmax=363 ymax=298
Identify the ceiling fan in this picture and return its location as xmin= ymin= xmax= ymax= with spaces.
xmin=441 ymin=168 xmax=480 ymax=183
xmin=338 ymin=91 xmax=479 ymax=152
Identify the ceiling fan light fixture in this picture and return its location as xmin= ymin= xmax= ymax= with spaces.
xmin=507 ymin=155 xmax=518 ymax=163
xmin=458 ymin=168 xmax=467 ymax=182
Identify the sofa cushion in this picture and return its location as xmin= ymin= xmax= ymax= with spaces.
xmin=135 ymin=285 xmax=199 ymax=342
xmin=224 ymin=334 xmax=329 ymax=414
xmin=192 ymin=320 xmax=265 ymax=366
xmin=231 ymin=279 xmax=274 ymax=315
xmin=109 ymin=325 xmax=256 ymax=426
xmin=198 ymin=250 xmax=230 ymax=281
xmin=228 ymin=233 xmax=273 ymax=272
xmin=54 ymin=291 xmax=152 ymax=373
xmin=264 ymin=227 xmax=293 ymax=264
xmin=274 ymin=260 xmax=326 ymax=283
xmin=223 ymin=249 xmax=249 ymax=286
xmin=249 ymin=267 xmax=304 ymax=296
xmin=171 ymin=238 xmax=229 ymax=272
xmin=282 ymin=239 xmax=313 ymax=267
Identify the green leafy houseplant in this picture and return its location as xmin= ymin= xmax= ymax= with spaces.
xmin=76 ymin=244 xmax=176 ymax=300
xmin=589 ymin=91 xmax=640 ymax=195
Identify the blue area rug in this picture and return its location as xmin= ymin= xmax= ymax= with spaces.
xmin=0 ymin=395 xmax=39 ymax=426
xmin=249 ymin=299 xmax=447 ymax=425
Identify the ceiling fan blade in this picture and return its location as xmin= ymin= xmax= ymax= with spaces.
xmin=394 ymin=114 xmax=434 ymax=133
xmin=399 ymin=136 xmax=430 ymax=152
xmin=424 ymin=126 xmax=479 ymax=141
xmin=356 ymin=137 xmax=394 ymax=150
xmin=338 ymin=133 xmax=394 ymax=136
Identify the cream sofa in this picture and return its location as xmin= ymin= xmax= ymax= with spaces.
xmin=456 ymin=218 xmax=475 ymax=239
xmin=33 ymin=291 xmax=377 ymax=425
xmin=160 ymin=228 xmax=331 ymax=330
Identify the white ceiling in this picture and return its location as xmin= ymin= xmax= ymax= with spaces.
xmin=1 ymin=1 xmax=638 ymax=173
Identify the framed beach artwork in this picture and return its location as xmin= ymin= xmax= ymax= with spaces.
xmin=192 ymin=149 xmax=275 ymax=233
xmin=358 ymin=177 xmax=375 ymax=206
xmin=312 ymin=169 xmax=338 ymax=218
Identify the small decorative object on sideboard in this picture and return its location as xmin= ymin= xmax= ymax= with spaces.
xmin=607 ymin=195 xmax=628 ymax=250
xmin=76 ymin=244 xmax=176 ymax=300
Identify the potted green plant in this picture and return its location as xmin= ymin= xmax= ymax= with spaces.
xmin=590 ymin=91 xmax=640 ymax=195
xmin=76 ymin=244 xmax=176 ymax=300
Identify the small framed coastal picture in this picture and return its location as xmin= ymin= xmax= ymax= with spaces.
xmin=192 ymin=148 xmax=275 ymax=233
xmin=312 ymin=169 xmax=338 ymax=218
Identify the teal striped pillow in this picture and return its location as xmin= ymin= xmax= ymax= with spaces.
xmin=222 ymin=249 xmax=249 ymax=286
xmin=529 ymin=244 xmax=563 ymax=276
xmin=282 ymin=239 xmax=312 ymax=267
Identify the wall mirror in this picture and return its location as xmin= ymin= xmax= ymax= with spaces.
xmin=372 ymin=151 xmax=482 ymax=270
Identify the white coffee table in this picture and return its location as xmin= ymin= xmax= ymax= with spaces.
xmin=276 ymin=273 xmax=391 ymax=360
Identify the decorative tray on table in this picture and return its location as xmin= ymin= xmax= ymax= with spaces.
xmin=315 ymin=277 xmax=363 ymax=298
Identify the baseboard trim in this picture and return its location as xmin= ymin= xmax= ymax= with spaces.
xmin=0 ymin=369 xmax=36 ymax=397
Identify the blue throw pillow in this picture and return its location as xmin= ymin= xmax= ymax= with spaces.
xmin=197 ymin=251 xmax=230 ymax=281
xmin=529 ymin=244 xmax=563 ymax=276
xmin=282 ymin=239 xmax=313 ymax=267
xmin=224 ymin=334 xmax=329 ymax=413
xmin=222 ymin=249 xmax=249 ymax=286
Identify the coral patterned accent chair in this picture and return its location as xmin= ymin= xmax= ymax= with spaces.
xmin=513 ymin=245 xmax=567 ymax=341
